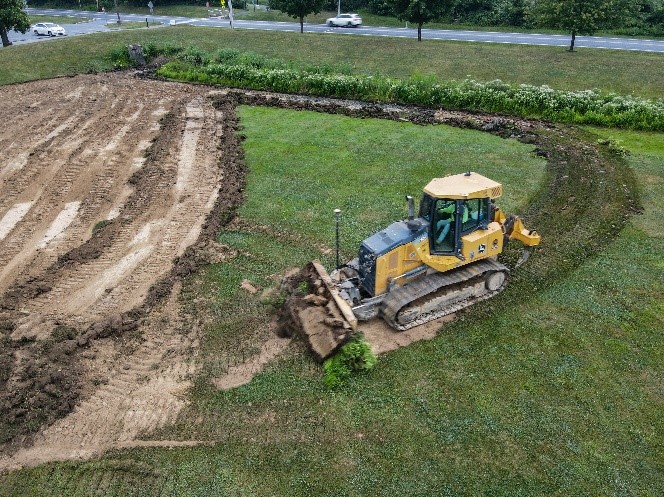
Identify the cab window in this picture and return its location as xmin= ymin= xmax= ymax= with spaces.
xmin=461 ymin=198 xmax=488 ymax=233
xmin=419 ymin=194 xmax=434 ymax=221
xmin=432 ymin=199 xmax=456 ymax=253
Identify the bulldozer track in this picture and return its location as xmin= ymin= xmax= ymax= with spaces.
xmin=382 ymin=259 xmax=509 ymax=331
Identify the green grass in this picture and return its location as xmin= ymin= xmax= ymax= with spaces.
xmin=29 ymin=15 xmax=91 ymax=24
xmin=0 ymin=23 xmax=662 ymax=497
xmin=1 ymin=27 xmax=663 ymax=98
xmin=106 ymin=21 xmax=163 ymax=30
xmin=158 ymin=52 xmax=663 ymax=130
xmin=2 ymin=108 xmax=661 ymax=495
xmin=235 ymin=106 xmax=544 ymax=256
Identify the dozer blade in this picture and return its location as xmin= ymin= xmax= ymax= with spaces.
xmin=277 ymin=261 xmax=358 ymax=362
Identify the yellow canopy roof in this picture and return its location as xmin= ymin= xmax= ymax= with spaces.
xmin=423 ymin=172 xmax=503 ymax=200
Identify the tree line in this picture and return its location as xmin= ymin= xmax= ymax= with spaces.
xmin=269 ymin=0 xmax=663 ymax=44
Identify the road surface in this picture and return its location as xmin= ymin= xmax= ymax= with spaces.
xmin=7 ymin=8 xmax=664 ymax=53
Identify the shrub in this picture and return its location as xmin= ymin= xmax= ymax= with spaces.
xmin=177 ymin=46 xmax=210 ymax=66
xmin=323 ymin=337 xmax=377 ymax=389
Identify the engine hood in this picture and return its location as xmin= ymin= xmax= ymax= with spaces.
xmin=362 ymin=219 xmax=427 ymax=257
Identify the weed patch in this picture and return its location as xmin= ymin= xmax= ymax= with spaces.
xmin=323 ymin=337 xmax=377 ymax=388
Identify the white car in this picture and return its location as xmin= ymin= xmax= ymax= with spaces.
xmin=326 ymin=13 xmax=362 ymax=27
xmin=32 ymin=22 xmax=67 ymax=37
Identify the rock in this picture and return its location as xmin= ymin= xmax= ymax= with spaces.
xmin=240 ymin=279 xmax=259 ymax=295
xmin=128 ymin=45 xmax=146 ymax=66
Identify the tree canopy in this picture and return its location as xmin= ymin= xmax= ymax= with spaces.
xmin=527 ymin=0 xmax=641 ymax=51
xmin=388 ymin=0 xmax=455 ymax=40
xmin=0 ymin=0 xmax=30 ymax=47
xmin=270 ymin=0 xmax=325 ymax=33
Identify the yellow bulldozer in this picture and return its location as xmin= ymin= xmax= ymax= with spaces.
xmin=278 ymin=172 xmax=541 ymax=361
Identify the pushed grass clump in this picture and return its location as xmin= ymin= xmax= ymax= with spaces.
xmin=323 ymin=336 xmax=377 ymax=388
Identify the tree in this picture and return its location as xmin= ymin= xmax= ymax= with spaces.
xmin=0 ymin=0 xmax=30 ymax=47
xmin=388 ymin=0 xmax=455 ymax=41
xmin=527 ymin=0 xmax=640 ymax=51
xmin=271 ymin=0 xmax=324 ymax=33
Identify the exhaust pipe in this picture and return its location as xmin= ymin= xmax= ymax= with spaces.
xmin=406 ymin=195 xmax=415 ymax=220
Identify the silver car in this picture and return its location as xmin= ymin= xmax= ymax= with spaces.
xmin=32 ymin=22 xmax=67 ymax=37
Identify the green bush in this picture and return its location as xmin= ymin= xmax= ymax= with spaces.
xmin=177 ymin=46 xmax=211 ymax=66
xmin=323 ymin=337 xmax=377 ymax=389
xmin=108 ymin=44 xmax=131 ymax=68
xmin=133 ymin=45 xmax=664 ymax=131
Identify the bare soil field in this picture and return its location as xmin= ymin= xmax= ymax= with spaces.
xmin=0 ymin=73 xmax=245 ymax=470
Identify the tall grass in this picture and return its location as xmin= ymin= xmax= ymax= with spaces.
xmin=150 ymin=47 xmax=664 ymax=130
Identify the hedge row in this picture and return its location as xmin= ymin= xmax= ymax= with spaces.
xmin=120 ymin=45 xmax=663 ymax=131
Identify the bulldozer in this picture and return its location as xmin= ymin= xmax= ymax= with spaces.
xmin=278 ymin=172 xmax=540 ymax=361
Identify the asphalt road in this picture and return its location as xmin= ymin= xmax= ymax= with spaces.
xmin=7 ymin=8 xmax=664 ymax=53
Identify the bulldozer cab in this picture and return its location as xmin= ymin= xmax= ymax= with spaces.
xmin=420 ymin=172 xmax=500 ymax=256
xmin=421 ymin=196 xmax=490 ymax=254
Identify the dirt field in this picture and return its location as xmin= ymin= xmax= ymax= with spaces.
xmin=0 ymin=73 xmax=246 ymax=470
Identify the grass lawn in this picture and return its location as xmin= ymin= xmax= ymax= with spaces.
xmin=1 ymin=27 xmax=663 ymax=98
xmin=28 ymin=15 xmax=91 ymax=24
xmin=0 ymin=23 xmax=662 ymax=497
xmin=105 ymin=21 xmax=163 ymax=30
xmin=2 ymin=105 xmax=661 ymax=496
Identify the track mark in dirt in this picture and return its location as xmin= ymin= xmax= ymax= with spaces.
xmin=360 ymin=315 xmax=455 ymax=355
xmin=0 ymin=202 xmax=33 ymax=241
xmin=115 ymin=440 xmax=214 ymax=449
xmin=67 ymin=245 xmax=153 ymax=314
xmin=175 ymin=100 xmax=205 ymax=193
xmin=0 ymin=280 xmax=202 ymax=471
xmin=2 ymin=75 xmax=225 ymax=325
xmin=2 ymin=153 xmax=28 ymax=176
xmin=212 ymin=334 xmax=292 ymax=391
xmin=37 ymin=201 xmax=81 ymax=249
